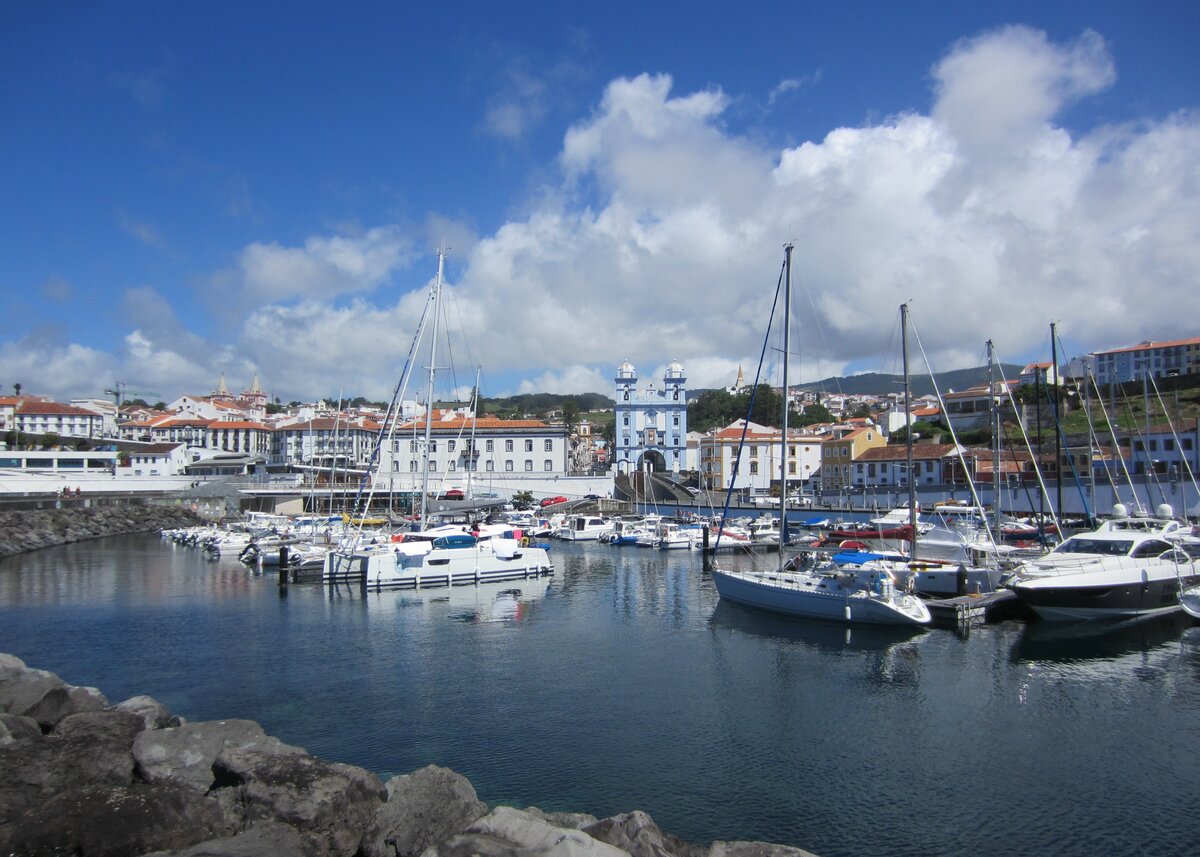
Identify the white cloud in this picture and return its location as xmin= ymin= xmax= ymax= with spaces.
xmin=215 ymin=225 xmax=416 ymax=308
xmin=20 ymin=27 xmax=1200 ymax=405
xmin=118 ymin=210 xmax=166 ymax=248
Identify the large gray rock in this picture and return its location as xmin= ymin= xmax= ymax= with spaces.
xmin=116 ymin=693 xmax=181 ymax=730
xmin=211 ymin=747 xmax=386 ymax=857
xmin=0 ymin=660 xmax=107 ymax=730
xmin=707 ymin=843 xmax=820 ymax=856
xmin=361 ymin=764 xmax=489 ymax=857
xmin=0 ymin=782 xmax=228 ymax=857
xmin=0 ymin=715 xmax=141 ymax=824
xmin=0 ymin=652 xmax=27 ymax=680
xmin=0 ymin=712 xmax=40 ymax=746
xmin=584 ymin=810 xmax=706 ymax=857
xmin=133 ymin=719 xmax=306 ymax=793
xmin=143 ymin=821 xmax=318 ymax=857
xmin=523 ymin=806 xmax=599 ymax=830
xmin=425 ymin=806 xmax=630 ymax=857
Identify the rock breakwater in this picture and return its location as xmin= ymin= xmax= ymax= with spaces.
xmin=0 ymin=653 xmax=816 ymax=856
xmin=0 ymin=506 xmax=203 ymax=559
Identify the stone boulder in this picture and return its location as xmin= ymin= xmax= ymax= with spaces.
xmin=116 ymin=693 xmax=183 ymax=730
xmin=707 ymin=844 xmax=821 ymax=857
xmin=0 ymin=712 xmax=40 ymax=745
xmin=211 ymin=747 xmax=386 ymax=857
xmin=523 ymin=806 xmax=600 ymax=830
xmin=133 ymin=719 xmax=306 ymax=793
xmin=143 ymin=821 xmax=318 ymax=857
xmin=584 ymin=810 xmax=706 ymax=857
xmin=0 ymin=782 xmax=227 ymax=857
xmin=360 ymin=764 xmax=489 ymax=857
xmin=425 ymin=806 xmax=630 ymax=857
xmin=0 ymin=711 xmax=143 ymax=824
xmin=0 ymin=665 xmax=107 ymax=729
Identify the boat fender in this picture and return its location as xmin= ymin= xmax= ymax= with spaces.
xmin=520 ymin=537 xmax=530 ymax=547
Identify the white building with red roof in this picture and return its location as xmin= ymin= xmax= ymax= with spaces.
xmin=14 ymin=399 xmax=105 ymax=439
xmin=1085 ymin=335 xmax=1200 ymax=385
xmin=699 ymin=420 xmax=823 ymax=495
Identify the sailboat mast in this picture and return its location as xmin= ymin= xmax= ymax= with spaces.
xmin=901 ymin=303 xmax=916 ymax=562
xmin=1051 ymin=322 xmax=1062 ymax=522
xmin=780 ymin=243 xmax=793 ymax=572
xmin=988 ymin=339 xmax=1000 ymax=530
xmin=419 ymin=250 xmax=446 ymax=529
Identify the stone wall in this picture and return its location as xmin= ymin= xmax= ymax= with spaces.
xmin=0 ymin=652 xmax=817 ymax=857
xmin=0 ymin=505 xmax=204 ymax=559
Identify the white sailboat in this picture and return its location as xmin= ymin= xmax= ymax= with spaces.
xmin=323 ymin=250 xmax=553 ymax=590
xmin=710 ymin=246 xmax=931 ymax=626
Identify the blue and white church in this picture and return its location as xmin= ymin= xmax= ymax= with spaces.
xmin=613 ymin=360 xmax=688 ymax=475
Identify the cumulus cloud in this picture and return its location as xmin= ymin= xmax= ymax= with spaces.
xmin=211 ymin=225 xmax=417 ymax=310
xmin=20 ymin=26 xmax=1200 ymax=404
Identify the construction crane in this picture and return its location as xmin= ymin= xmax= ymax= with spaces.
xmin=104 ymin=382 xmax=162 ymax=408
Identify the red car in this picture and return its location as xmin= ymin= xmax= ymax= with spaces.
xmin=540 ymin=495 xmax=569 ymax=507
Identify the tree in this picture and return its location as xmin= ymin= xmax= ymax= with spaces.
xmin=795 ymin=401 xmax=833 ymax=427
xmin=512 ymin=490 xmax=534 ymax=509
xmin=41 ymin=432 xmax=61 ymax=450
xmin=889 ymin=420 xmax=940 ymax=445
xmin=561 ymin=398 xmax=579 ymax=434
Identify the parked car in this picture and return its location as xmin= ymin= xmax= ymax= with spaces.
xmin=540 ymin=495 xmax=569 ymax=507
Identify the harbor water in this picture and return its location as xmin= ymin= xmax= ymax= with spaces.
xmin=2 ymin=534 xmax=1199 ymax=857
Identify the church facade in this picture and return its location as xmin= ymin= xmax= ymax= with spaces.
xmin=613 ymin=360 xmax=688 ymax=475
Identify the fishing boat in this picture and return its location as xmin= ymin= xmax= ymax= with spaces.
xmin=710 ymin=247 xmax=930 ymax=626
xmin=323 ymin=251 xmax=553 ymax=590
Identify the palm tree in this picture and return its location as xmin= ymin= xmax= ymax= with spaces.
xmin=12 ymin=383 xmax=21 ymax=397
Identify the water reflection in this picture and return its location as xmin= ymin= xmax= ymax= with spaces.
xmin=709 ymin=600 xmax=926 ymax=652
xmin=320 ymin=576 xmax=551 ymax=624
xmin=1011 ymin=611 xmax=1196 ymax=665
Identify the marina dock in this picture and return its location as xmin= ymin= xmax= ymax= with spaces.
xmin=923 ymin=588 xmax=1022 ymax=626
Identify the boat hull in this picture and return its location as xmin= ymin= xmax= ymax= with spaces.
xmin=1012 ymin=570 xmax=1200 ymax=621
xmin=324 ymin=544 xmax=553 ymax=590
xmin=712 ymin=568 xmax=931 ymax=626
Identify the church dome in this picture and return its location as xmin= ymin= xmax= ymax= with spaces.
xmin=617 ymin=360 xmax=637 ymax=379
xmin=666 ymin=360 xmax=684 ymax=378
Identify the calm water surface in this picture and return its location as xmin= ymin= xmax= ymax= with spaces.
xmin=2 ymin=534 xmax=1199 ymax=857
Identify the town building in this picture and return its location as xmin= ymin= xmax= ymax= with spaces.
xmin=1084 ymin=336 xmax=1200 ymax=385
xmin=613 ymin=361 xmax=688 ymax=475
xmin=699 ymin=420 xmax=823 ymax=495
xmin=819 ymin=426 xmax=887 ymax=491
xmin=14 ymin=400 xmax=105 ymax=440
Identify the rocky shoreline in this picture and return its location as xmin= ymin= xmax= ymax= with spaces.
xmin=0 ymin=505 xmax=205 ymax=560
xmin=0 ymin=653 xmax=816 ymax=856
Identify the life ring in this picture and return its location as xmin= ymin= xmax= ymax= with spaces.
xmin=520 ymin=536 xmax=530 ymax=547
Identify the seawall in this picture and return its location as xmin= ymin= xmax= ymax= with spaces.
xmin=0 ymin=652 xmax=817 ymax=856
xmin=0 ymin=504 xmax=204 ymax=559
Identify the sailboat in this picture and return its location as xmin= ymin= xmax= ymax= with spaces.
xmin=710 ymin=245 xmax=931 ymax=626
xmin=323 ymin=251 xmax=554 ymax=590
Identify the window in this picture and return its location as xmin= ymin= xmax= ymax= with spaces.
xmin=544 ymin=459 xmax=553 ymax=471
xmin=505 ymin=440 xmax=514 ymax=452
xmin=409 ymin=461 xmax=418 ymax=472
xmin=525 ymin=439 xmax=533 ymax=452
xmin=448 ymin=461 xmax=456 ymax=471
xmin=749 ymin=461 xmax=759 ymax=475
xmin=673 ymin=415 xmax=679 ymax=426
xmin=505 ymin=461 xmax=513 ymax=471
xmin=448 ymin=440 xmax=456 ymax=452
xmin=623 ymin=415 xmax=629 ymax=425
xmin=544 ymin=439 xmax=552 ymax=451
xmin=429 ymin=461 xmax=437 ymax=471
xmin=486 ymin=461 xmax=494 ymax=471
xmin=525 ymin=460 xmax=533 ymax=471
xmin=486 ymin=439 xmax=494 ymax=452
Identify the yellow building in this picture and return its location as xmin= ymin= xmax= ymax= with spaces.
xmin=819 ymin=427 xmax=887 ymax=490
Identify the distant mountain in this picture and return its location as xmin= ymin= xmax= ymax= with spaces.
xmin=792 ymin=364 xmax=1026 ymax=398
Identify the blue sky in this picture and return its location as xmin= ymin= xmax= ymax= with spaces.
xmin=3 ymin=2 xmax=1199 ymax=405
